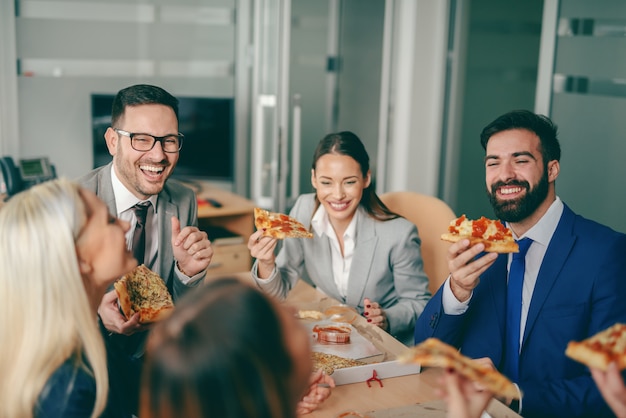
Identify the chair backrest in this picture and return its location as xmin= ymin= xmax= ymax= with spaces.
xmin=380 ymin=191 xmax=456 ymax=294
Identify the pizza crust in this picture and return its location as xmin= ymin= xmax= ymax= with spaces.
xmin=440 ymin=233 xmax=519 ymax=253
xmin=114 ymin=280 xmax=134 ymax=321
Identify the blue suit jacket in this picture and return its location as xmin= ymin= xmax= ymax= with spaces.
xmin=415 ymin=204 xmax=626 ymax=418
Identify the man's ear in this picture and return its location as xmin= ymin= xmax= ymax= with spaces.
xmin=104 ymin=127 xmax=119 ymax=157
xmin=548 ymin=160 xmax=560 ymax=182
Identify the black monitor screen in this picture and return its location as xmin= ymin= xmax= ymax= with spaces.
xmin=91 ymin=94 xmax=235 ymax=182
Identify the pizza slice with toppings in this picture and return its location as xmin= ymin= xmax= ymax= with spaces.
xmin=114 ymin=264 xmax=174 ymax=324
xmin=399 ymin=338 xmax=520 ymax=400
xmin=565 ymin=323 xmax=626 ymax=371
xmin=254 ymin=207 xmax=314 ymax=239
xmin=440 ymin=214 xmax=519 ymax=253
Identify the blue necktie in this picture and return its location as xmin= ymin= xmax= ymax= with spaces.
xmin=504 ymin=237 xmax=532 ymax=382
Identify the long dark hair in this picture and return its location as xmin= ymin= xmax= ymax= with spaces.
xmin=312 ymin=131 xmax=398 ymax=221
xmin=140 ymin=278 xmax=297 ymax=418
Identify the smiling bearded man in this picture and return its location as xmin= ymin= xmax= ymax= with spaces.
xmin=414 ymin=109 xmax=626 ymax=418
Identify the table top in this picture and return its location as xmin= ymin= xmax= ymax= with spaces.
xmin=283 ymin=280 xmax=519 ymax=418
xmin=223 ymin=274 xmax=518 ymax=418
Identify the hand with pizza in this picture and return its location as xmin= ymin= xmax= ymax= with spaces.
xmin=566 ymin=323 xmax=626 ymax=418
xmin=249 ymin=208 xmax=313 ymax=279
xmin=99 ymin=265 xmax=174 ymax=336
xmin=399 ymin=338 xmax=521 ymax=401
xmin=442 ymin=215 xmax=514 ymax=302
xmin=590 ymin=363 xmax=626 ymax=418
xmin=440 ymin=368 xmax=495 ymax=418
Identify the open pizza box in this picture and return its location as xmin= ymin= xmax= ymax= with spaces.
xmin=298 ymin=300 xmax=421 ymax=386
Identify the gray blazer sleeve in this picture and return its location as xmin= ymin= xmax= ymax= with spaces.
xmin=253 ymin=194 xmax=431 ymax=346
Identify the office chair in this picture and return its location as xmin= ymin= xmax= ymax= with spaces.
xmin=380 ymin=191 xmax=456 ymax=294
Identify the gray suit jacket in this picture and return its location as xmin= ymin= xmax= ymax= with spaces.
xmin=77 ymin=163 xmax=201 ymax=300
xmin=253 ymin=193 xmax=431 ymax=345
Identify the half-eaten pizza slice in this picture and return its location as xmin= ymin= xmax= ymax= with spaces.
xmin=114 ymin=264 xmax=174 ymax=324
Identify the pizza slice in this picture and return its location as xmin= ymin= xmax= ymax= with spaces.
xmin=399 ymin=338 xmax=520 ymax=400
xmin=114 ymin=264 xmax=174 ymax=324
xmin=565 ymin=323 xmax=626 ymax=371
xmin=441 ymin=214 xmax=519 ymax=253
xmin=254 ymin=207 xmax=314 ymax=239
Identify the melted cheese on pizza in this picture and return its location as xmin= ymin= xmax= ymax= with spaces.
xmin=448 ymin=215 xmax=511 ymax=241
xmin=124 ymin=265 xmax=173 ymax=310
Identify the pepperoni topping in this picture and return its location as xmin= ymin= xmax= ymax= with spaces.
xmin=472 ymin=217 xmax=488 ymax=238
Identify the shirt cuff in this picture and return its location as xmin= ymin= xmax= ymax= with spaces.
xmin=513 ymin=384 xmax=523 ymax=414
xmin=175 ymin=264 xmax=206 ymax=285
xmin=441 ymin=276 xmax=472 ymax=315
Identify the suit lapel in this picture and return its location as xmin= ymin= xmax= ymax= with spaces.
xmin=310 ymin=235 xmax=338 ymax=296
xmin=98 ymin=163 xmax=117 ymax=215
xmin=522 ymin=206 xmax=575 ymax=348
xmin=156 ymin=187 xmax=177 ymax=284
xmin=345 ymin=214 xmax=377 ymax=306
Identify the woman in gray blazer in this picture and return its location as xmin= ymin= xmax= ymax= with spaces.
xmin=249 ymin=131 xmax=430 ymax=345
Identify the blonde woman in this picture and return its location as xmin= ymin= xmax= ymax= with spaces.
xmin=0 ymin=179 xmax=137 ymax=418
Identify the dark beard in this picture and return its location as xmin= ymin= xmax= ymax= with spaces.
xmin=487 ymin=169 xmax=549 ymax=223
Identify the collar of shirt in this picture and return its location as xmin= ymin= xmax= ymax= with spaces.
xmin=311 ymin=203 xmax=359 ymax=242
xmin=311 ymin=203 xmax=359 ymax=299
xmin=508 ymin=196 xmax=564 ymax=247
xmin=110 ymin=167 xmax=159 ymax=215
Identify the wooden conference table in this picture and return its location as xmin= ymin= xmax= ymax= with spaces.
xmin=225 ymin=273 xmax=519 ymax=418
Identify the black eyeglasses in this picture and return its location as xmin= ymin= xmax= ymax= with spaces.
xmin=113 ymin=128 xmax=184 ymax=153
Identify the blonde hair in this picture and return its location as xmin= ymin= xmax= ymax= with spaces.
xmin=0 ymin=179 xmax=108 ymax=418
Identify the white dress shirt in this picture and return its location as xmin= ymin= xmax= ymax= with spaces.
xmin=442 ymin=197 xmax=565 ymax=348
xmin=311 ymin=204 xmax=358 ymax=299
xmin=110 ymin=168 xmax=200 ymax=284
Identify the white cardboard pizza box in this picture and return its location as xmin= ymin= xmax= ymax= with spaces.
xmin=330 ymin=359 xmax=421 ymax=386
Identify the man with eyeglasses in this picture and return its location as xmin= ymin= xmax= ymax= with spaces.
xmin=77 ymin=84 xmax=213 ymax=417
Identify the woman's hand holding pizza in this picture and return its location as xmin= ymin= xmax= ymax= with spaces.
xmin=438 ymin=368 xmax=494 ymax=418
xmin=171 ymin=217 xmax=213 ymax=277
xmin=98 ymin=290 xmax=147 ymax=336
xmin=248 ymin=229 xmax=278 ymax=279
xmin=448 ymin=239 xmax=498 ymax=302
xmin=590 ymin=363 xmax=626 ymax=418
xmin=363 ymin=298 xmax=389 ymax=331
